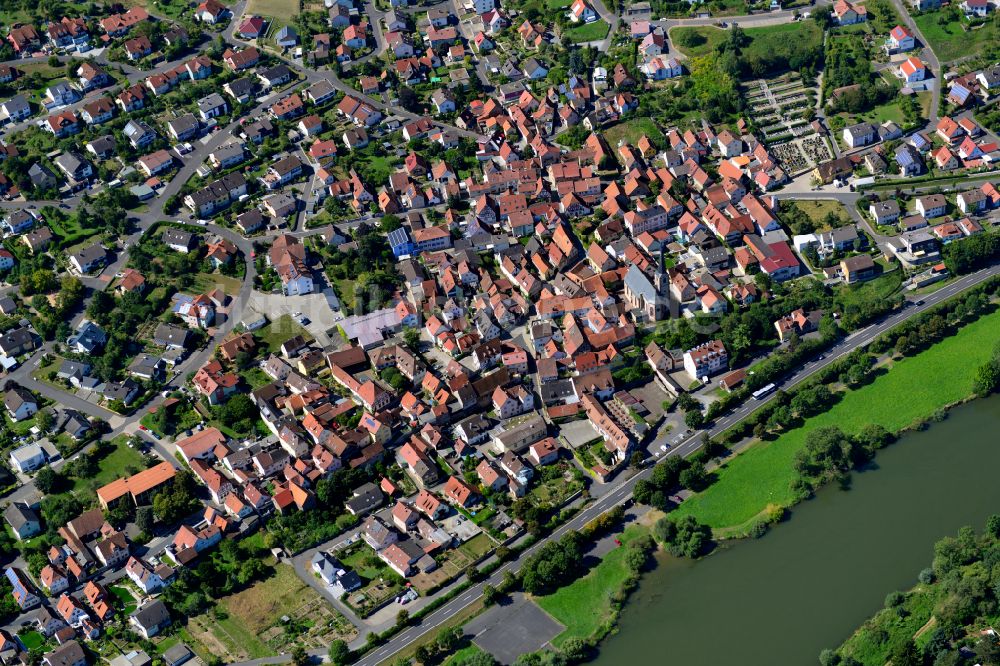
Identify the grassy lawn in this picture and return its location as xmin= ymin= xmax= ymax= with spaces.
xmin=72 ymin=436 xmax=147 ymax=495
xmin=913 ymin=11 xmax=1000 ymax=62
xmin=254 ymin=314 xmax=311 ymax=354
xmin=110 ymin=585 xmax=138 ymax=614
xmin=671 ymin=22 xmax=822 ymax=65
xmin=17 ymin=631 xmax=45 ymax=651
xmin=670 ymin=26 xmax=726 ymax=58
xmin=546 ymin=0 xmax=572 ymax=7
xmin=564 ymin=20 xmax=610 ymax=43
xmin=444 ymin=645 xmax=490 ymax=665
xmin=602 ymin=117 xmax=666 ymax=151
xmin=246 ymin=0 xmax=300 ymax=22
xmin=839 ymin=100 xmax=905 ymax=132
xmin=536 ymin=525 xmax=646 ymax=646
xmin=793 ymin=199 xmax=852 ymax=230
xmin=674 ymin=308 xmax=1000 ymax=533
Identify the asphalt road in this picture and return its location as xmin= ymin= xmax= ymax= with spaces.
xmin=226 ymin=261 xmax=1000 ymax=666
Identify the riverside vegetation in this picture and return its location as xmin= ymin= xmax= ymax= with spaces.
xmin=828 ymin=516 xmax=1000 ymax=666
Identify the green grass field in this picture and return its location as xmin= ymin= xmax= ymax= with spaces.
xmin=913 ymin=11 xmax=1000 ymax=62
xmin=793 ymin=199 xmax=852 ymax=230
xmin=603 ymin=117 xmax=666 ymax=150
xmin=743 ymin=21 xmax=823 ymax=62
xmin=72 ymin=437 xmax=147 ymax=494
xmin=536 ymin=526 xmax=645 ymax=646
xmin=17 ymin=631 xmax=45 ymax=650
xmin=564 ymin=20 xmax=610 ymax=43
xmin=670 ymin=26 xmax=726 ymax=58
xmin=671 ymin=22 xmax=822 ymax=65
xmin=674 ymin=308 xmax=1000 ymax=532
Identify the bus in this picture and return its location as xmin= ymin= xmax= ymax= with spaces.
xmin=751 ymin=383 xmax=777 ymax=401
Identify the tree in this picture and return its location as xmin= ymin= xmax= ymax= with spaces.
xmin=482 ymin=583 xmax=499 ymax=606
xmin=35 ymin=408 xmax=55 ymax=433
xmin=684 ymin=410 xmax=705 ymax=429
xmin=654 ymin=515 xmax=712 ymax=558
xmin=395 ymin=609 xmax=410 ymax=627
xmin=403 ymin=327 xmax=421 ymax=350
xmin=136 ymin=506 xmax=155 ymax=534
xmin=34 ymin=466 xmax=61 ymax=494
xmin=290 ymin=646 xmax=309 ymax=666
xmin=679 ymin=461 xmax=709 ymax=491
xmin=328 ymin=640 xmax=351 ymax=666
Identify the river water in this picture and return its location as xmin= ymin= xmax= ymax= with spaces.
xmin=594 ymin=396 xmax=1000 ymax=666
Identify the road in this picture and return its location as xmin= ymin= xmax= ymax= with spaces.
xmin=226 ymin=260 xmax=1000 ymax=666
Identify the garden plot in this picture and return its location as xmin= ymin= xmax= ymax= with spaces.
xmin=744 ymin=73 xmax=819 ymax=146
xmin=770 ymin=134 xmax=833 ymax=173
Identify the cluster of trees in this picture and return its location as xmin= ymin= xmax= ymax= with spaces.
xmin=318 ymin=224 xmax=402 ymax=315
xmin=974 ymin=341 xmax=1000 ymax=397
xmin=27 ymin=275 xmax=84 ymax=341
xmin=653 ymin=515 xmax=713 ymax=558
xmin=212 ymin=394 xmax=258 ymax=435
xmin=520 ymin=532 xmax=585 ymax=595
xmin=633 ymin=455 xmax=710 ymax=509
xmin=826 ymin=517 xmax=1000 ymax=666
xmin=150 ymin=470 xmax=201 ymax=524
xmin=163 ymin=538 xmax=270 ymax=616
xmin=792 ymin=424 xmax=894 ymax=485
xmin=400 ymin=627 xmax=499 ymax=666
xmin=942 ymin=231 xmax=1000 ymax=275
xmin=264 ymin=466 xmax=370 ymax=552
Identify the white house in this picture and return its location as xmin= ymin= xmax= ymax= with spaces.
xmin=886 ymin=25 xmax=915 ymax=53
xmin=569 ymin=0 xmax=598 ymax=22
xmin=641 ymin=56 xmax=682 ymax=81
xmin=899 ymin=56 xmax=926 ymax=83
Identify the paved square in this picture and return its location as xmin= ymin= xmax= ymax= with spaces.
xmin=469 ymin=597 xmax=564 ymax=664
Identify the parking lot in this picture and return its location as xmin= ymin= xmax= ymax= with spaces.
xmin=468 ymin=595 xmax=564 ymax=665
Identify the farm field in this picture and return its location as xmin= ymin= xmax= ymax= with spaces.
xmin=673 ymin=307 xmax=1000 ymax=533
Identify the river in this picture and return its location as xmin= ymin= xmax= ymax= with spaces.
xmin=595 ymin=396 xmax=1000 ymax=666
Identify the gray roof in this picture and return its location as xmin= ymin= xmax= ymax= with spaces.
xmin=130 ymin=600 xmax=170 ymax=629
xmin=197 ymin=92 xmax=227 ymax=114
xmin=71 ymin=244 xmax=107 ymax=269
xmin=153 ymin=323 xmax=190 ymax=348
xmin=624 ymin=264 xmax=657 ymax=304
xmin=4 ymin=502 xmax=39 ymax=531
xmin=167 ymin=113 xmax=199 ymax=136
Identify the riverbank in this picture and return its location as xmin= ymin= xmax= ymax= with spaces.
xmin=524 ymin=297 xmax=1000 ymax=662
xmin=672 ymin=306 xmax=1000 ymax=535
xmin=833 ymin=516 xmax=1000 ymax=666
xmin=593 ymin=396 xmax=1000 ymax=666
